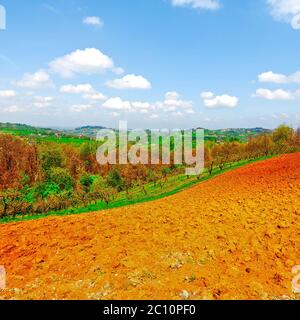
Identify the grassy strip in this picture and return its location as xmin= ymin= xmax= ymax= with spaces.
xmin=0 ymin=155 xmax=274 ymax=224
xmin=0 ymin=128 xmax=90 ymax=145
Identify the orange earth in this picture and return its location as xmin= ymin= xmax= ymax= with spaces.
xmin=0 ymin=153 xmax=300 ymax=300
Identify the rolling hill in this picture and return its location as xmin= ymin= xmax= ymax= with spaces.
xmin=0 ymin=153 xmax=299 ymax=300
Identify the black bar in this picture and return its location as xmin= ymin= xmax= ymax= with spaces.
xmin=0 ymin=300 xmax=299 ymax=319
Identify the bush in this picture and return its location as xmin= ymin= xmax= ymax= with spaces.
xmin=48 ymin=167 xmax=74 ymax=191
xmin=34 ymin=182 xmax=61 ymax=199
xmin=0 ymin=188 xmax=31 ymax=218
xmin=107 ymin=169 xmax=124 ymax=192
xmin=39 ymin=145 xmax=65 ymax=173
xmin=91 ymin=177 xmax=117 ymax=205
xmin=79 ymin=173 xmax=94 ymax=192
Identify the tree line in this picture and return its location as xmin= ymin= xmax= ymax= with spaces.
xmin=0 ymin=125 xmax=299 ymax=219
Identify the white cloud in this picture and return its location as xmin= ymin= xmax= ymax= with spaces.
xmin=165 ymin=91 xmax=180 ymax=100
xmin=131 ymin=101 xmax=151 ymax=110
xmin=12 ymin=70 xmax=52 ymax=88
xmin=201 ymin=91 xmax=238 ymax=108
xmin=3 ymin=105 xmax=22 ymax=113
xmin=267 ymin=0 xmax=300 ymax=29
xmin=83 ymin=93 xmax=107 ymax=101
xmin=200 ymin=91 xmax=215 ymax=99
xmin=113 ymin=67 xmax=125 ymax=75
xmin=49 ymin=48 xmax=115 ymax=78
xmin=255 ymin=88 xmax=294 ymax=100
xmin=258 ymin=71 xmax=288 ymax=83
xmin=102 ymin=92 xmax=195 ymax=116
xmin=160 ymin=91 xmax=194 ymax=111
xmin=102 ymin=97 xmax=132 ymax=111
xmin=0 ymin=90 xmax=16 ymax=98
xmin=60 ymin=84 xmax=107 ymax=101
xmin=106 ymin=74 xmax=152 ymax=90
xmin=34 ymin=96 xmax=54 ymax=108
xmin=83 ymin=16 xmax=104 ymax=27
xmin=258 ymin=69 xmax=300 ymax=83
xmin=70 ymin=104 xmax=93 ymax=112
xmin=171 ymin=0 xmax=221 ymax=10
xmin=60 ymin=84 xmax=94 ymax=94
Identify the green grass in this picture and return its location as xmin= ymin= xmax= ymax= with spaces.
xmin=0 ymin=155 xmax=274 ymax=224
xmin=0 ymin=128 xmax=91 ymax=146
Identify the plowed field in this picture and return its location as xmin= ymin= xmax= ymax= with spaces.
xmin=1 ymin=153 xmax=300 ymax=300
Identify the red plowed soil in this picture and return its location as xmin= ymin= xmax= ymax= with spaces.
xmin=1 ymin=153 xmax=300 ymax=300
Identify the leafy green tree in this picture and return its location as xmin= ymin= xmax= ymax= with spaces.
xmin=272 ymin=125 xmax=293 ymax=153
xmin=79 ymin=173 xmax=94 ymax=192
xmin=273 ymin=125 xmax=293 ymax=143
xmin=107 ymin=168 xmax=124 ymax=192
xmin=255 ymin=134 xmax=274 ymax=157
xmin=48 ymin=167 xmax=74 ymax=191
xmin=92 ymin=177 xmax=117 ymax=205
xmin=35 ymin=182 xmax=61 ymax=199
xmin=39 ymin=145 xmax=64 ymax=173
xmin=0 ymin=188 xmax=30 ymax=218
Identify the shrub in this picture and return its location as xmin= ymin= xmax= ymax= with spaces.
xmin=91 ymin=177 xmax=117 ymax=205
xmin=39 ymin=145 xmax=65 ymax=173
xmin=79 ymin=173 xmax=94 ymax=192
xmin=48 ymin=167 xmax=74 ymax=191
xmin=107 ymin=169 xmax=124 ymax=192
xmin=35 ymin=182 xmax=61 ymax=199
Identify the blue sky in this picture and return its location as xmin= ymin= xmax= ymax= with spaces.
xmin=0 ymin=0 xmax=300 ymax=129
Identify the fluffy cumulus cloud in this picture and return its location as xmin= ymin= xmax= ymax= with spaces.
xmin=83 ymin=16 xmax=104 ymax=27
xmin=0 ymin=90 xmax=16 ymax=98
xmin=49 ymin=48 xmax=115 ymax=78
xmin=60 ymin=84 xmax=107 ymax=102
xmin=102 ymin=92 xmax=195 ymax=117
xmin=106 ymin=74 xmax=152 ymax=90
xmin=258 ymin=69 xmax=300 ymax=84
xmin=60 ymin=84 xmax=94 ymax=94
xmin=12 ymin=70 xmax=52 ymax=88
xmin=158 ymin=92 xmax=194 ymax=112
xmin=34 ymin=96 xmax=54 ymax=108
xmin=83 ymin=93 xmax=107 ymax=101
xmin=201 ymin=91 xmax=238 ymax=108
xmin=103 ymin=97 xmax=132 ymax=111
xmin=267 ymin=0 xmax=300 ymax=29
xmin=255 ymin=88 xmax=300 ymax=100
xmin=171 ymin=0 xmax=221 ymax=10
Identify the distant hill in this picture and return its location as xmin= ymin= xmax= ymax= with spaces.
xmin=204 ymin=127 xmax=272 ymax=143
xmin=69 ymin=125 xmax=109 ymax=137
xmin=0 ymin=122 xmax=52 ymax=132
xmin=0 ymin=122 xmax=59 ymax=136
xmin=0 ymin=122 xmax=272 ymax=142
